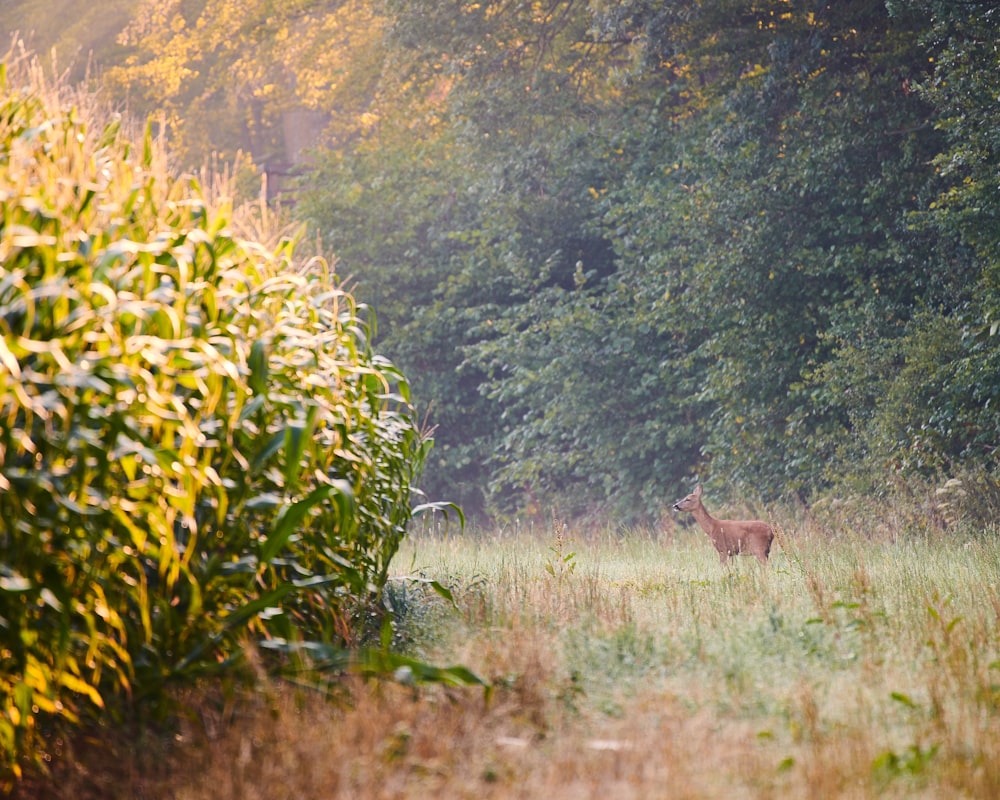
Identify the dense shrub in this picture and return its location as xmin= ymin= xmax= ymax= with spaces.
xmin=0 ymin=51 xmax=429 ymax=778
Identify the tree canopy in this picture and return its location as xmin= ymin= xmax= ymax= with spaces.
xmin=4 ymin=0 xmax=1000 ymax=520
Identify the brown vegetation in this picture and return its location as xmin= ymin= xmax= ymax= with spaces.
xmin=17 ymin=497 xmax=1000 ymax=800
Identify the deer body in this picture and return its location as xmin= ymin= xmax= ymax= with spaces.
xmin=672 ymin=484 xmax=773 ymax=565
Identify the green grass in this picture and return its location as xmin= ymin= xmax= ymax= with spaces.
xmin=21 ymin=513 xmax=1000 ymax=799
xmin=378 ymin=519 xmax=1000 ymax=797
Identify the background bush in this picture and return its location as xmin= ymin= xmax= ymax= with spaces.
xmin=0 ymin=49 xmax=429 ymax=779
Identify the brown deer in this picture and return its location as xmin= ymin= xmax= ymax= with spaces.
xmin=672 ymin=484 xmax=774 ymax=565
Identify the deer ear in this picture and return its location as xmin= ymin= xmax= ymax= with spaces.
xmin=693 ymin=484 xmax=703 ymax=496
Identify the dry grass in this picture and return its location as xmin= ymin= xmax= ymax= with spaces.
xmin=18 ymin=507 xmax=1000 ymax=799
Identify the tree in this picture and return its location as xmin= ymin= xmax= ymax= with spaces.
xmin=302 ymin=0 xmax=641 ymax=516
xmin=303 ymin=0 xmax=997 ymax=515
xmin=597 ymin=0 xmax=975 ymax=497
xmin=102 ymin=0 xmax=386 ymax=170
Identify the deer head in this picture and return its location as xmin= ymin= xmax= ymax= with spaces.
xmin=672 ymin=484 xmax=703 ymax=512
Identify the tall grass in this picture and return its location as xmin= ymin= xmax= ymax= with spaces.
xmin=56 ymin=500 xmax=997 ymax=800
xmin=391 ymin=516 xmax=1000 ymax=798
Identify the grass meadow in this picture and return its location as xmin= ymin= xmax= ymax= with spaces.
xmin=26 ymin=497 xmax=1000 ymax=799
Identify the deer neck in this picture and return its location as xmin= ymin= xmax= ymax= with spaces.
xmin=690 ymin=502 xmax=720 ymax=536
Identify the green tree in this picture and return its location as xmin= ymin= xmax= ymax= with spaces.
xmin=598 ymin=0 xmax=974 ymax=497
xmin=101 ymin=0 xmax=386 ymax=169
xmin=869 ymin=0 xmax=1000 ymax=476
xmin=299 ymin=0 xmax=999 ymax=513
xmin=303 ymin=0 xmax=638 ymax=516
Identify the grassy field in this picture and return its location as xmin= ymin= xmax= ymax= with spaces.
xmin=27 ymin=503 xmax=1000 ymax=799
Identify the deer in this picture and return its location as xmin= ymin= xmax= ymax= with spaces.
xmin=672 ymin=484 xmax=774 ymax=565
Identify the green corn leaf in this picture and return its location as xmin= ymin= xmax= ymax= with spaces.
xmin=412 ymin=501 xmax=465 ymax=529
xmin=260 ymin=481 xmax=354 ymax=565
